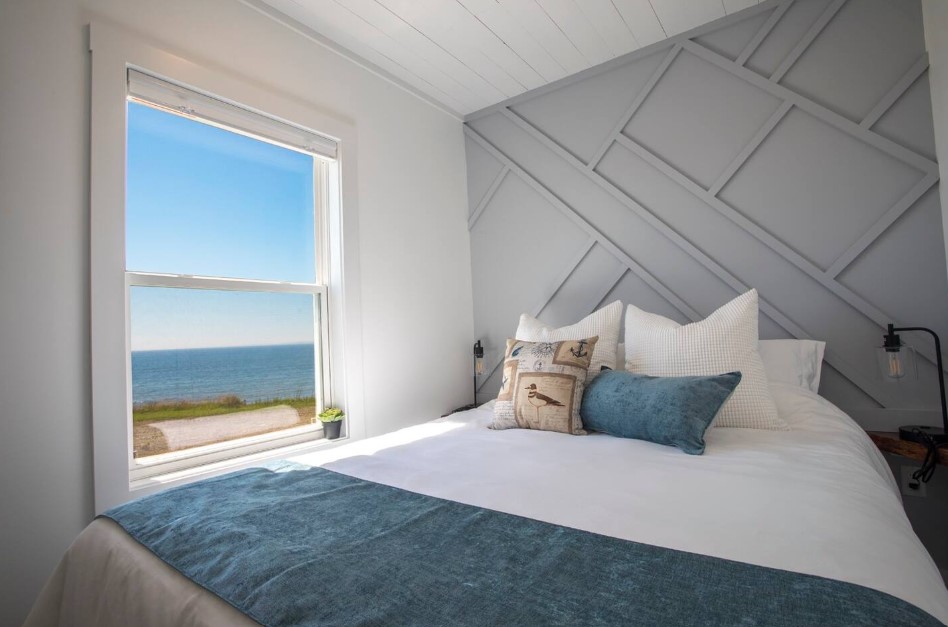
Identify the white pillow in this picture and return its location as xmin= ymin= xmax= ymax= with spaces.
xmin=516 ymin=301 xmax=622 ymax=382
xmin=624 ymin=290 xmax=787 ymax=430
xmin=758 ymin=339 xmax=826 ymax=393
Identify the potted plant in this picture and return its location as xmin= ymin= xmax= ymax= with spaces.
xmin=318 ymin=407 xmax=344 ymax=440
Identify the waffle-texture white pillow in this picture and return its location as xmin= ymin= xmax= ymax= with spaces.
xmin=624 ymin=290 xmax=786 ymax=430
xmin=517 ymin=301 xmax=622 ymax=382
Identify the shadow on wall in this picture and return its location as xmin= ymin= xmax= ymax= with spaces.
xmin=883 ymin=452 xmax=948 ymax=577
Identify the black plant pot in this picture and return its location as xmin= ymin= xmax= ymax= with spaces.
xmin=322 ymin=420 xmax=342 ymax=440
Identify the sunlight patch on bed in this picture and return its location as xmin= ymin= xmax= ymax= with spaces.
xmin=289 ymin=420 xmax=466 ymax=466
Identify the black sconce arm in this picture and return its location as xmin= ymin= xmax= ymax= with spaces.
xmin=888 ymin=325 xmax=947 ymax=433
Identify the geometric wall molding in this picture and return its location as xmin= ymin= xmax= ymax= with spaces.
xmin=465 ymin=0 xmax=948 ymax=423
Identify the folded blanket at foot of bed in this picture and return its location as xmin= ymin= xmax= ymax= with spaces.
xmin=102 ymin=465 xmax=942 ymax=627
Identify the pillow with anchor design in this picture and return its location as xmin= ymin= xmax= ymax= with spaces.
xmin=492 ymin=336 xmax=599 ymax=435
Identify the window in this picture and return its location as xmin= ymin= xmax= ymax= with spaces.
xmin=91 ymin=26 xmax=363 ymax=512
xmin=123 ymin=73 xmax=337 ymax=479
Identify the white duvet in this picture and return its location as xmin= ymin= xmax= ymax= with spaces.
xmin=26 ymin=382 xmax=948 ymax=626
xmin=295 ymin=382 xmax=948 ymax=624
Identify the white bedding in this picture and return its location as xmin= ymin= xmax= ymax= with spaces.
xmin=297 ymin=382 xmax=947 ymax=623
xmin=27 ymin=383 xmax=948 ymax=626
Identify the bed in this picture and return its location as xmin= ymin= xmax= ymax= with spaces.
xmin=25 ymin=382 xmax=948 ymax=626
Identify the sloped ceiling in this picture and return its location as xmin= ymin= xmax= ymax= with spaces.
xmin=249 ymin=0 xmax=765 ymax=117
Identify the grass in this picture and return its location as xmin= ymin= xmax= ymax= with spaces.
xmin=132 ymin=395 xmax=319 ymax=459
xmin=133 ymin=394 xmax=317 ymax=422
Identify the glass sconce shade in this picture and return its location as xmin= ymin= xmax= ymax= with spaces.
xmin=473 ymin=340 xmax=485 ymax=377
xmin=877 ymin=344 xmax=917 ymax=381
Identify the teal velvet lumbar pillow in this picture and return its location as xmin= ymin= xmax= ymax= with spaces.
xmin=580 ymin=370 xmax=742 ymax=455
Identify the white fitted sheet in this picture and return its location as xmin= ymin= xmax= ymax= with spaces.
xmin=26 ymin=383 xmax=948 ymax=625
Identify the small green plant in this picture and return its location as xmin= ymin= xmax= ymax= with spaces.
xmin=318 ymin=407 xmax=345 ymax=423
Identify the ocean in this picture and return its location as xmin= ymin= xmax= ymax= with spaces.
xmin=131 ymin=343 xmax=316 ymax=404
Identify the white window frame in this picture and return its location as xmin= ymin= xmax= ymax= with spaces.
xmin=125 ymin=275 xmax=332 ymax=483
xmin=90 ymin=22 xmax=366 ymax=513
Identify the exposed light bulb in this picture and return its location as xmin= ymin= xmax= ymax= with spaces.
xmin=886 ymin=351 xmax=905 ymax=379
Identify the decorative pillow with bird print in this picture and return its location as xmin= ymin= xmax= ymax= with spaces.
xmin=492 ymin=336 xmax=599 ymax=435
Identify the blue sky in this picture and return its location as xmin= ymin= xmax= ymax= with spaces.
xmin=129 ymin=287 xmax=315 ymax=352
xmin=127 ymin=102 xmax=318 ymax=351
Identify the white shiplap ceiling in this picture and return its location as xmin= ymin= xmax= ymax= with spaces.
xmin=250 ymin=0 xmax=764 ymax=118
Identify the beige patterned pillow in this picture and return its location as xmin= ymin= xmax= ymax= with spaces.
xmin=492 ymin=336 xmax=598 ymax=435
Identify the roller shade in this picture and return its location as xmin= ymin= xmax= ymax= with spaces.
xmin=127 ymin=69 xmax=338 ymax=160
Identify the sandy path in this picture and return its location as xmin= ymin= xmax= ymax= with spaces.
xmin=150 ymin=405 xmax=302 ymax=451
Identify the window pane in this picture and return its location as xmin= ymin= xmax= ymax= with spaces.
xmin=130 ymin=287 xmax=321 ymax=459
xmin=126 ymin=101 xmax=316 ymax=282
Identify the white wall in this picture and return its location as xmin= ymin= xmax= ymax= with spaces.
xmin=0 ymin=1 xmax=473 ymax=624
xmin=924 ymin=0 xmax=948 ymax=275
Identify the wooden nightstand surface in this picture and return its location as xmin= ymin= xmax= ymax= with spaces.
xmin=868 ymin=431 xmax=948 ymax=465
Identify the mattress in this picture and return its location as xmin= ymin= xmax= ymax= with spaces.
xmin=25 ymin=382 xmax=948 ymax=626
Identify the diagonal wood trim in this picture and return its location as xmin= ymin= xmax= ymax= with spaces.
xmin=475 ymin=237 xmax=594 ymax=392
xmin=610 ymin=132 xmax=945 ymax=372
xmin=468 ymin=166 xmax=509 ymax=230
xmin=594 ymin=266 xmax=631 ymax=312
xmin=822 ymin=346 xmax=892 ymax=406
xmin=683 ymin=40 xmax=939 ymax=176
xmin=735 ymin=0 xmax=794 ymax=67
xmin=494 ymin=109 xmax=933 ymax=393
xmin=861 ymin=54 xmax=930 ymax=130
xmin=708 ymin=101 xmax=793 ymax=197
xmin=770 ymin=0 xmax=847 ymax=83
xmin=477 ymin=259 xmax=667 ymax=394
xmin=586 ymin=44 xmax=682 ymax=171
xmin=826 ymin=171 xmax=940 ymax=277
xmin=535 ymin=238 xmax=598 ymax=317
xmin=465 ymin=124 xmax=702 ymax=323
xmin=499 ymin=111 xmax=809 ymax=336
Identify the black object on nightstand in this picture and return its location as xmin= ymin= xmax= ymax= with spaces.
xmin=878 ymin=324 xmax=948 ymax=445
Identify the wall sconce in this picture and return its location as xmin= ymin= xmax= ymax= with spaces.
xmin=448 ymin=340 xmax=485 ymax=415
xmin=474 ymin=339 xmax=485 ymax=380
xmin=878 ymin=324 xmax=947 ymax=444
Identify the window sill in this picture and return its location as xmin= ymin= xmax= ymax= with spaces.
xmin=129 ymin=432 xmax=350 ymax=494
xmin=133 ymin=422 xmax=325 ymax=472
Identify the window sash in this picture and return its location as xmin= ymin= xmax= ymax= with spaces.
xmin=128 ymin=68 xmax=338 ymax=159
xmin=121 ymin=90 xmax=335 ymax=481
xmin=122 ymin=76 xmax=337 ymax=482
xmin=125 ymin=272 xmax=333 ymax=483
xmin=127 ymin=272 xmax=328 ymax=293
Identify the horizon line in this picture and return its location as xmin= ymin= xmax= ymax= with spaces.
xmin=131 ymin=341 xmax=314 ymax=354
